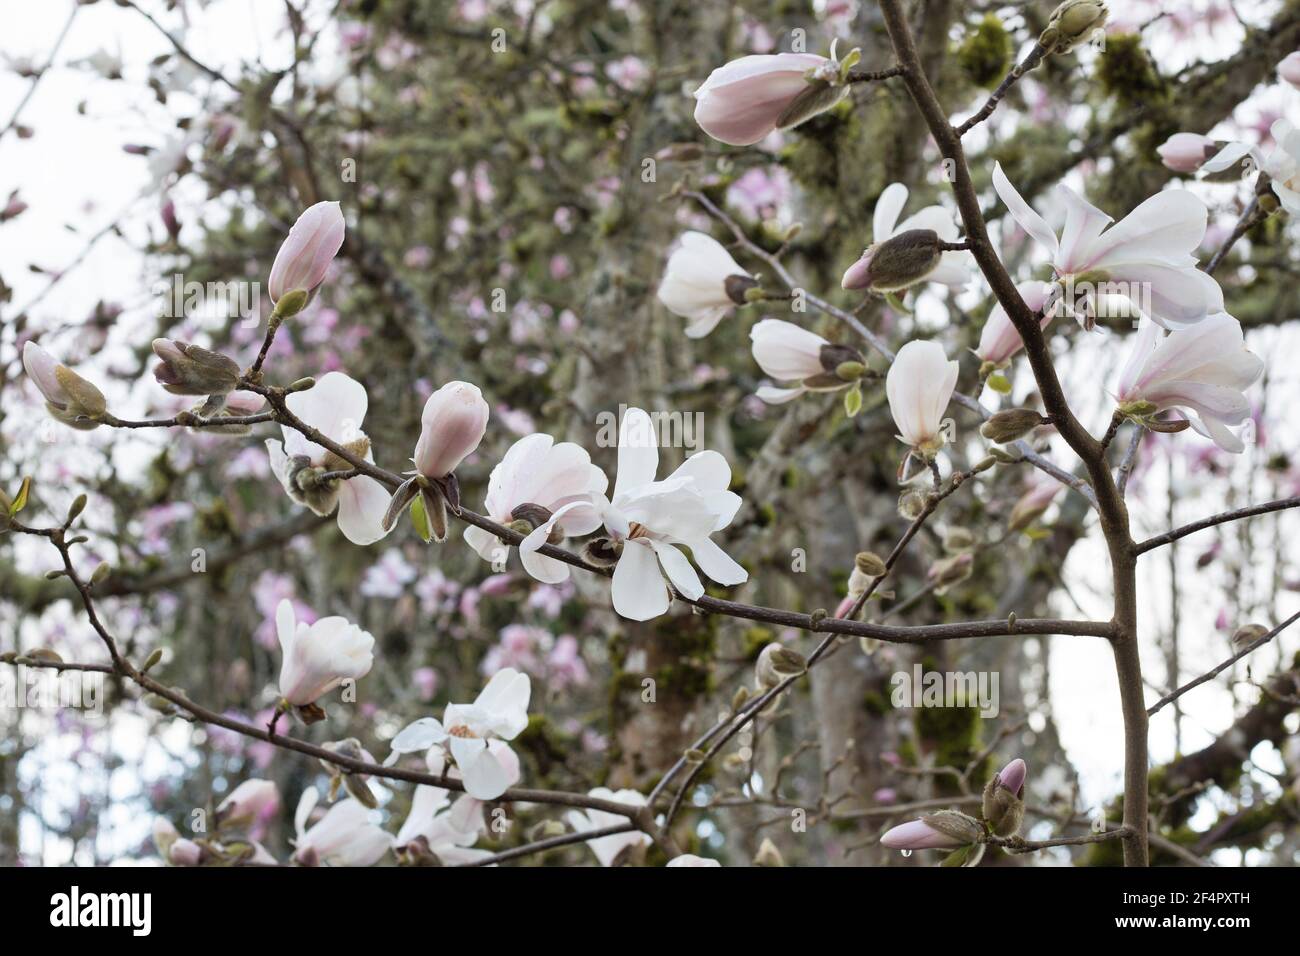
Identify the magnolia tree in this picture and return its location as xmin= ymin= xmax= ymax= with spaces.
xmin=2 ymin=0 xmax=1300 ymax=869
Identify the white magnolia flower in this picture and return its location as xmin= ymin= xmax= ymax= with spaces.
xmin=385 ymin=668 xmax=531 ymax=800
xmin=749 ymin=318 xmax=862 ymax=404
xmin=657 ymin=232 xmax=755 ymax=338
xmin=847 ymin=182 xmax=972 ymax=290
xmin=275 ymin=599 xmax=375 ymax=707
xmin=464 ymin=433 xmax=608 ymax=583
xmin=1203 ymin=119 xmax=1300 ymax=217
xmin=291 ymin=789 xmax=392 ymax=867
xmin=992 ymin=162 xmax=1222 ymax=329
xmin=886 ymin=340 xmax=958 ymax=456
xmin=1116 ymin=313 xmax=1263 ymax=453
xmin=395 ymin=763 xmax=497 ymax=866
xmin=566 ymin=788 xmax=652 ymax=867
xmin=667 ymin=854 xmax=721 ymax=867
xmin=265 ymin=371 xmax=393 ymax=545
xmin=600 ymin=408 xmax=747 ymax=621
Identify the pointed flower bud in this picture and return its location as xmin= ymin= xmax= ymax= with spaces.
xmin=1157 ymin=133 xmax=1218 ymax=174
xmin=980 ymin=408 xmax=1046 ymax=444
xmin=842 ymin=229 xmax=944 ymax=293
xmin=413 ymin=381 xmax=489 ymax=478
xmin=22 ymin=341 xmax=106 ymax=429
xmin=982 ymin=757 xmax=1027 ymax=837
xmin=854 ymin=551 xmax=887 ymax=577
xmin=693 ymin=52 xmax=849 ymax=147
xmin=216 ymin=779 xmax=280 ymax=831
xmin=882 ymin=810 xmax=983 ymax=851
xmin=1230 ymin=623 xmax=1269 ymax=653
xmin=151 ymin=339 xmax=241 ymax=395
xmin=1008 ymin=480 xmax=1062 ymax=532
xmin=268 ymin=201 xmax=346 ymax=310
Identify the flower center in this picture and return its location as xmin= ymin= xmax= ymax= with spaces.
xmin=448 ymin=724 xmax=479 ymax=739
xmin=627 ymin=522 xmax=651 ymax=540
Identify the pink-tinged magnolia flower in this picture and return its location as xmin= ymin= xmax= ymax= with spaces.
xmin=599 ymin=408 xmax=746 ymax=621
xmin=657 ymin=232 xmax=755 ymax=338
xmin=268 ymin=201 xmax=346 ymax=305
xmin=567 ymin=788 xmax=652 ymax=866
xmin=974 ymin=280 xmax=1056 ymax=366
xmin=1279 ymin=51 xmax=1300 ymax=89
xmin=667 ymin=854 xmax=721 ymax=867
xmin=265 ymin=372 xmax=393 ymax=545
xmin=464 ymin=433 xmax=608 ymax=583
xmin=1157 ymin=133 xmax=1217 ymax=174
xmin=842 ymin=183 xmax=972 ymax=292
xmin=879 ymin=819 xmax=967 ymax=851
xmin=385 ymin=668 xmax=530 ymax=800
xmin=1204 ymin=119 xmax=1300 ymax=216
xmin=1116 ymin=313 xmax=1263 ymax=453
xmin=693 ymin=52 xmax=845 ymax=146
xmin=749 ymin=318 xmax=863 ymax=404
xmin=396 ymin=789 xmax=494 ymax=865
xmin=216 ymin=779 xmax=279 ymax=830
xmin=414 ymin=381 xmax=490 ymax=478
xmin=22 ymin=341 xmax=106 ymax=430
xmin=1008 ymin=479 xmax=1063 ymax=531
xmin=275 ymin=598 xmax=375 ymax=707
xmin=992 ymin=162 xmax=1222 ymax=329
xmin=292 ymin=789 xmax=392 ymax=867
xmin=886 ymin=340 xmax=958 ymax=456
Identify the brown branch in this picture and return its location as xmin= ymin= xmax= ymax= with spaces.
xmin=1135 ymin=496 xmax=1300 ymax=554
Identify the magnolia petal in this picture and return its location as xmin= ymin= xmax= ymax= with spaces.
xmin=611 ymin=541 xmax=670 ymax=620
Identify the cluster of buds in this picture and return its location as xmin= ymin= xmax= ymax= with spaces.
xmin=880 ymin=758 xmax=1027 ymax=866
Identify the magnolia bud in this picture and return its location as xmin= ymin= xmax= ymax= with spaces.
xmin=152 ymin=339 xmax=241 ymax=396
xmin=414 ymin=381 xmax=490 ymax=478
xmin=980 ymin=408 xmax=1046 ymax=444
xmin=898 ymin=488 xmax=928 ymax=520
xmin=841 ymin=229 xmax=943 ymax=293
xmin=928 ymin=552 xmax=973 ymax=594
xmin=168 ymin=838 xmax=204 ymax=866
xmin=755 ymin=642 xmax=807 ymax=690
xmin=854 ymin=551 xmax=887 ymax=577
xmin=982 ymin=757 xmax=1027 ymax=837
xmin=1231 ymin=623 xmax=1269 ymax=653
xmin=1041 ymin=0 xmax=1109 ymax=55
xmin=268 ymin=201 xmax=345 ymax=307
xmin=23 ymin=342 xmax=106 ymax=429
xmin=943 ymin=527 xmax=975 ymax=553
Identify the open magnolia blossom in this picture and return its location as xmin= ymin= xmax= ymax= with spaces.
xmin=1202 ymin=118 xmax=1300 ymax=216
xmin=265 ymin=371 xmax=393 ymax=545
xmin=275 ymin=598 xmax=375 ymax=709
xmin=841 ymin=182 xmax=972 ymax=293
xmin=749 ymin=318 xmax=864 ymax=404
xmin=567 ymin=788 xmax=653 ymax=866
xmin=886 ymin=340 xmax=958 ymax=461
xmin=268 ymin=200 xmax=346 ymax=311
xmin=396 ymin=791 xmax=493 ymax=865
xmin=464 ymin=432 xmax=608 ymax=583
xmin=656 ymin=231 xmax=756 ymax=338
xmin=693 ymin=50 xmax=849 ymax=147
xmin=599 ymin=407 xmax=746 ymax=621
xmin=22 ymin=341 xmax=107 ymax=430
xmin=291 ymin=789 xmax=392 ymax=867
xmin=1116 ymin=313 xmax=1263 ymax=453
xmin=384 ymin=668 xmax=531 ymax=800
xmin=974 ymin=280 xmax=1056 ymax=368
xmin=992 ymin=162 xmax=1222 ymax=330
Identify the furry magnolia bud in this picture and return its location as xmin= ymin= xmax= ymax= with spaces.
xmin=1231 ymin=623 xmax=1270 ymax=653
xmin=982 ymin=758 xmax=1027 ymax=837
xmin=755 ymin=642 xmax=807 ymax=690
xmin=841 ymin=229 xmax=943 ymax=293
xmin=1040 ymin=0 xmax=1109 ymax=55
xmin=980 ymin=408 xmax=1046 ymax=444
xmin=152 ymin=339 xmax=241 ymax=396
xmin=854 ymin=551 xmax=887 ymax=577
